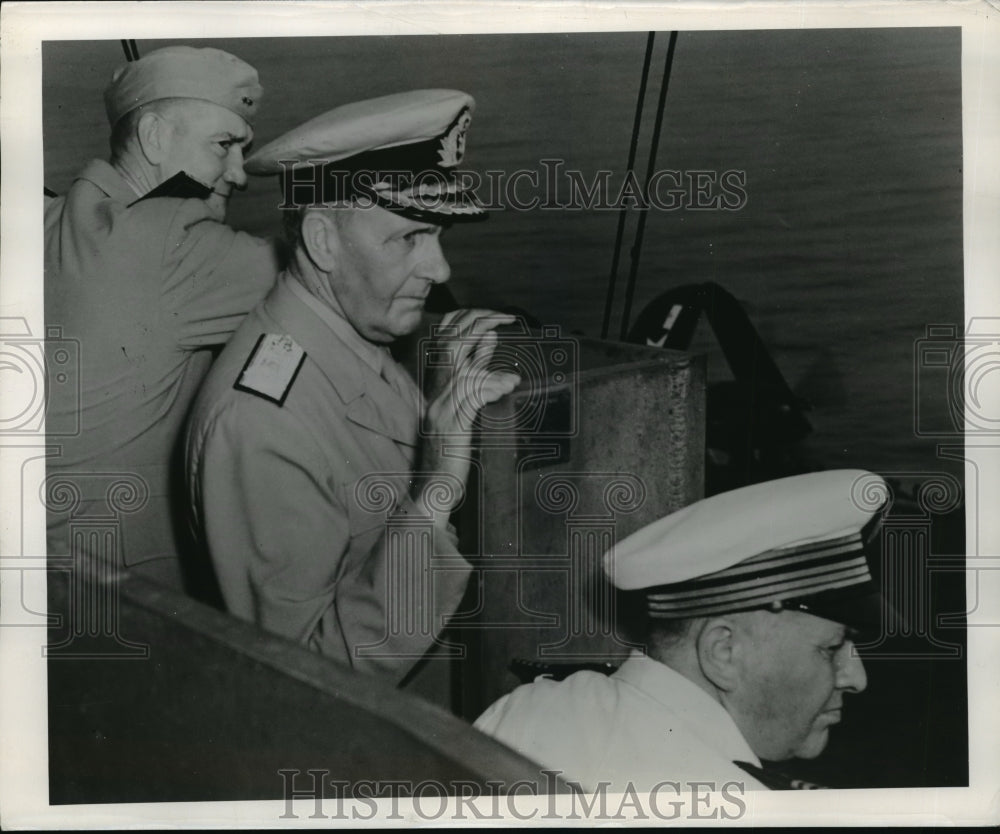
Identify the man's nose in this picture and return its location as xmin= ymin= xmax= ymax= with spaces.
xmin=223 ymin=147 xmax=248 ymax=189
xmin=836 ymin=644 xmax=868 ymax=693
xmin=420 ymin=238 xmax=451 ymax=284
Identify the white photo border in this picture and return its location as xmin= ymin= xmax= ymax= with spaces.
xmin=1 ymin=0 xmax=998 ymax=827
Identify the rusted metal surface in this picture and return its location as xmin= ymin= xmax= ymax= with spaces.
xmin=452 ymin=337 xmax=705 ymax=718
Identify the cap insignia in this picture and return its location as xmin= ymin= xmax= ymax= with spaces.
xmin=438 ymin=107 xmax=472 ymax=168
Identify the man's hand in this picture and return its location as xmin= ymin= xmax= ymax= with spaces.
xmin=417 ymin=309 xmax=521 ymax=523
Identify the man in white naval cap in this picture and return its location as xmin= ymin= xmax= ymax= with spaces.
xmin=45 ymin=46 xmax=280 ymax=592
xmin=475 ymin=469 xmax=889 ymax=791
xmin=184 ymin=90 xmax=520 ymax=681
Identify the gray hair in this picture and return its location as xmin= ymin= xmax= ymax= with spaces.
xmin=645 ymin=616 xmax=697 ymax=648
xmin=108 ymin=97 xmax=190 ymax=163
xmin=282 ymin=202 xmax=354 ymax=251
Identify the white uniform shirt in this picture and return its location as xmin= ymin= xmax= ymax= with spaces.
xmin=474 ymin=653 xmax=768 ymax=792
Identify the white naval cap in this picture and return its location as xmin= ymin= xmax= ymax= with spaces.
xmin=244 ymin=89 xmax=485 ymax=224
xmin=604 ymin=469 xmax=890 ymax=632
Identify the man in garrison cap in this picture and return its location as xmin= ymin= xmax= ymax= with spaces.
xmin=475 ymin=470 xmax=890 ymax=791
xmin=44 ymin=46 xmax=281 ymax=592
xmin=184 ymin=90 xmax=520 ymax=680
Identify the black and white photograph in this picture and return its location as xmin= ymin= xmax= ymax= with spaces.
xmin=1 ymin=0 xmax=998 ymax=827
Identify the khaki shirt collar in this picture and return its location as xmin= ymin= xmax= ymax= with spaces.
xmin=263 ymin=274 xmax=419 ymax=446
xmin=75 ymin=159 xmax=141 ymax=206
xmin=286 ymin=273 xmax=392 ymax=379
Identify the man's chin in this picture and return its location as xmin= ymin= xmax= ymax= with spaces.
xmin=364 ymin=318 xmax=422 ymax=346
xmin=205 ymin=194 xmax=229 ymax=221
xmin=793 ymin=728 xmax=830 ymax=760
xmin=389 ymin=308 xmax=426 ymax=338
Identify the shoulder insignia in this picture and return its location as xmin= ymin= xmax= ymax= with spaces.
xmin=234 ymin=334 xmax=306 ymax=406
xmin=129 ymin=171 xmax=213 ymax=206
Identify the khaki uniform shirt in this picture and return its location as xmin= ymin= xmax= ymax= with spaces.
xmin=44 ymin=160 xmax=279 ymax=584
xmin=475 ymin=653 xmax=769 ymax=792
xmin=184 ymin=274 xmax=472 ymax=681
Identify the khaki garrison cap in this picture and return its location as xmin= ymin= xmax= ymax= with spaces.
xmin=104 ymin=46 xmax=262 ymax=127
xmin=245 ymin=89 xmax=486 ymax=224
xmin=604 ymin=470 xmax=891 ymax=633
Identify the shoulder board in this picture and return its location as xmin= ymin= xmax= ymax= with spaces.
xmin=129 ymin=171 xmax=213 ymax=206
xmin=234 ymin=334 xmax=306 ymax=406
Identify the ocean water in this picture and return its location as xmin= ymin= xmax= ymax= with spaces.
xmin=42 ymin=27 xmax=964 ymax=477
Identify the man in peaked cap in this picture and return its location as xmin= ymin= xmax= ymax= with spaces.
xmin=184 ymin=90 xmax=520 ymax=681
xmin=475 ymin=470 xmax=889 ymax=792
xmin=44 ymin=46 xmax=280 ymax=593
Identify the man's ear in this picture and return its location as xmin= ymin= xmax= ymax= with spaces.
xmin=301 ymin=209 xmax=340 ymax=272
xmin=696 ymin=616 xmax=742 ymax=692
xmin=135 ymin=111 xmax=171 ymax=166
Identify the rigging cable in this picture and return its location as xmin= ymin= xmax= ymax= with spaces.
xmin=120 ymin=39 xmax=140 ymax=62
xmin=600 ymin=32 xmax=656 ymax=340
xmin=618 ymin=30 xmax=679 ymax=341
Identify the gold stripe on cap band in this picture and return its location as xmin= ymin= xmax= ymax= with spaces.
xmin=646 ymin=560 xmax=871 ymax=608
xmin=647 ymin=562 xmax=872 ymax=615
xmin=647 ymin=554 xmax=871 ymax=603
xmin=646 ymin=572 xmax=877 ymax=619
xmin=646 ymin=566 xmax=873 ymax=615
xmin=715 ymin=537 xmax=862 ymax=579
